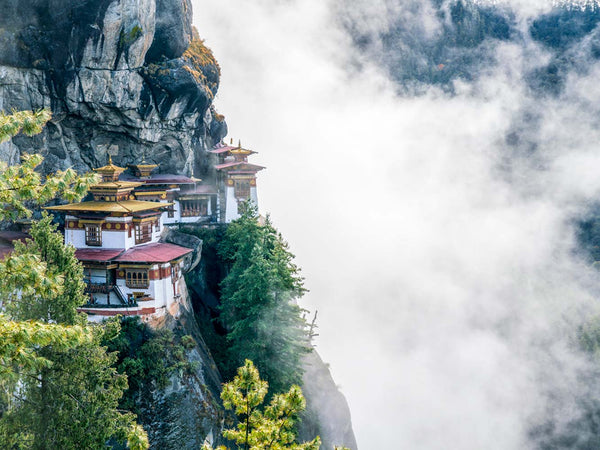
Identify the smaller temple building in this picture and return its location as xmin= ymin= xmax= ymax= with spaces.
xmin=123 ymin=162 xmax=219 ymax=225
xmin=45 ymin=158 xmax=192 ymax=321
xmin=209 ymin=140 xmax=265 ymax=222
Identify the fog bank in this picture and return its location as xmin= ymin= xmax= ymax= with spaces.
xmin=194 ymin=1 xmax=600 ymax=448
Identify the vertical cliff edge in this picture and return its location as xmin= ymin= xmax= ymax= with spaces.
xmin=0 ymin=0 xmax=226 ymax=178
xmin=0 ymin=1 xmax=357 ymax=448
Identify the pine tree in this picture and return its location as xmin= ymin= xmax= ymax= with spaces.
xmin=219 ymin=203 xmax=312 ymax=393
xmin=0 ymin=110 xmax=147 ymax=448
xmin=6 ymin=214 xmax=87 ymax=325
xmin=202 ymin=360 xmax=321 ymax=450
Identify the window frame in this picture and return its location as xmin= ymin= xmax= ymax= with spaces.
xmin=125 ymin=270 xmax=149 ymax=288
xmin=85 ymin=224 xmax=102 ymax=246
xmin=135 ymin=222 xmax=152 ymax=244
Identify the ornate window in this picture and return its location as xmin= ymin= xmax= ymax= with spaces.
xmin=135 ymin=222 xmax=152 ymax=244
xmin=181 ymin=200 xmax=207 ymax=217
xmin=234 ymin=180 xmax=251 ymax=199
xmin=125 ymin=270 xmax=149 ymax=288
xmin=85 ymin=224 xmax=102 ymax=246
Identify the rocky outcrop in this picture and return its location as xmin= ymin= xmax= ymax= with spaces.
xmin=144 ymin=285 xmax=225 ymax=449
xmin=161 ymin=228 xmax=203 ymax=273
xmin=299 ymin=351 xmax=358 ymax=450
xmin=0 ymin=0 xmax=226 ymax=177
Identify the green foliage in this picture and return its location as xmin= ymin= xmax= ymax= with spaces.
xmin=219 ymin=203 xmax=312 ymax=394
xmin=0 ymin=153 xmax=98 ymax=221
xmin=0 ymin=324 xmax=140 ymax=449
xmin=0 ymin=318 xmax=91 ymax=387
xmin=106 ymin=317 xmax=198 ymax=416
xmin=203 ymin=360 xmax=320 ymax=450
xmin=3 ymin=214 xmax=87 ymax=325
xmin=0 ymin=125 xmax=147 ymax=449
xmin=0 ymin=109 xmax=50 ymax=143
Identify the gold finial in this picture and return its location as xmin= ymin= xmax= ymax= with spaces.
xmin=238 ymin=139 xmax=241 ymax=149
xmin=108 ymin=155 xmax=113 ymax=165
xmin=230 ymin=137 xmax=233 ymax=145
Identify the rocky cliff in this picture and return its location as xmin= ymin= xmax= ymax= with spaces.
xmin=0 ymin=0 xmax=226 ymax=178
xmin=0 ymin=1 xmax=357 ymax=448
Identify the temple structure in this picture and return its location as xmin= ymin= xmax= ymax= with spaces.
xmin=123 ymin=162 xmax=219 ymax=225
xmin=42 ymin=138 xmax=264 ymax=320
xmin=45 ymin=158 xmax=192 ymax=321
xmin=209 ymin=140 xmax=265 ymax=222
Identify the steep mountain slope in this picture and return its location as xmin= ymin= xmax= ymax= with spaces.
xmin=0 ymin=0 xmax=225 ymax=178
xmin=0 ymin=1 xmax=357 ymax=448
xmin=343 ymin=0 xmax=600 ymax=94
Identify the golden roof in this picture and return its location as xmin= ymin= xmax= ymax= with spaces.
xmin=90 ymin=181 xmax=143 ymax=189
xmin=45 ymin=200 xmax=172 ymax=214
xmin=130 ymin=163 xmax=158 ymax=170
xmin=94 ymin=156 xmax=126 ymax=175
xmin=229 ymin=140 xmax=256 ymax=155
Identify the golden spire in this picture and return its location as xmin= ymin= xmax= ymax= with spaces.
xmin=108 ymin=155 xmax=113 ymax=164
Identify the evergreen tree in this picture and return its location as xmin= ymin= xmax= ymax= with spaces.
xmin=1 ymin=324 xmax=139 ymax=449
xmin=0 ymin=215 xmax=143 ymax=448
xmin=219 ymin=203 xmax=311 ymax=393
xmin=0 ymin=110 xmax=147 ymax=448
xmin=6 ymin=214 xmax=87 ymax=325
xmin=202 ymin=360 xmax=320 ymax=450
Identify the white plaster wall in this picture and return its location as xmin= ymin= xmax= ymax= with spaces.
xmin=66 ymin=228 xmax=86 ymax=248
xmin=250 ymin=186 xmax=258 ymax=205
xmin=64 ymin=217 xmax=136 ymax=250
xmin=150 ymin=277 xmax=172 ymax=308
xmin=162 ymin=200 xmax=182 ymax=225
xmin=225 ymin=186 xmax=239 ymax=223
xmin=103 ymin=231 xmax=132 ymax=249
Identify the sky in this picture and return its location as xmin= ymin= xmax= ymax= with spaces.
xmin=193 ymin=1 xmax=600 ymax=448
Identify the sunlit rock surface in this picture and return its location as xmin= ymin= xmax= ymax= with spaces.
xmin=0 ymin=0 xmax=225 ymax=176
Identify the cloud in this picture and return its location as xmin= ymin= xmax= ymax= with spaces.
xmin=193 ymin=0 xmax=600 ymax=448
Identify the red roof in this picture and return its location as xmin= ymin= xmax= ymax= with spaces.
xmin=115 ymin=243 xmax=192 ymax=263
xmin=75 ymin=248 xmax=124 ymax=262
xmin=215 ymin=162 xmax=265 ymax=171
xmin=121 ymin=173 xmax=196 ymax=184
xmin=0 ymin=231 xmax=30 ymax=243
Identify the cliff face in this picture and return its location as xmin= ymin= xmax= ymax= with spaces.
xmin=0 ymin=0 xmax=226 ymax=177
xmin=143 ymin=285 xmax=225 ymax=449
xmin=299 ymin=352 xmax=358 ymax=450
xmin=0 ymin=2 xmax=357 ymax=447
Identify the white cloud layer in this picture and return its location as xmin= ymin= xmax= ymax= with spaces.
xmin=193 ymin=1 xmax=600 ymax=448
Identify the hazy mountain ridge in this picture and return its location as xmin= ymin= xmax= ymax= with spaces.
xmin=344 ymin=0 xmax=600 ymax=94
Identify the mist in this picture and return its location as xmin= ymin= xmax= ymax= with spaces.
xmin=193 ymin=0 xmax=600 ymax=448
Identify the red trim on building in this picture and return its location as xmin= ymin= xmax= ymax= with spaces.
xmin=77 ymin=307 xmax=157 ymax=316
xmin=115 ymin=243 xmax=192 ymax=263
xmin=215 ymin=161 xmax=265 ymax=171
xmin=75 ymin=248 xmax=124 ymax=262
